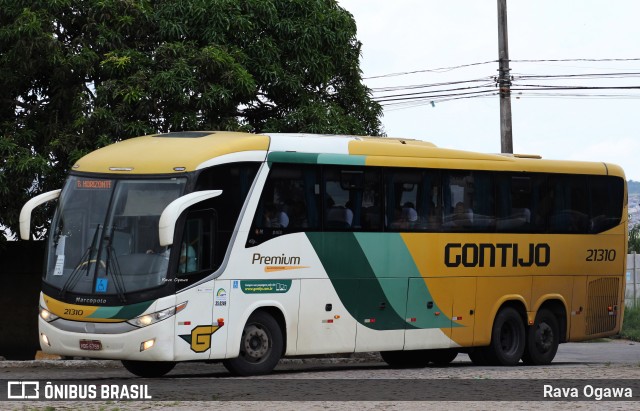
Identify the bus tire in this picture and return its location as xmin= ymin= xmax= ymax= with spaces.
xmin=522 ymin=308 xmax=560 ymax=365
xmin=381 ymin=350 xmax=430 ymax=368
xmin=426 ymin=349 xmax=458 ymax=366
xmin=223 ymin=311 xmax=283 ymax=376
xmin=486 ymin=307 xmax=525 ymax=366
xmin=121 ymin=360 xmax=175 ymax=378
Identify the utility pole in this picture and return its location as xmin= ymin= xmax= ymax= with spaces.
xmin=497 ymin=0 xmax=513 ymax=154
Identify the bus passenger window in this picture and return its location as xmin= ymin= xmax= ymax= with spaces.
xmin=496 ymin=175 xmax=535 ymax=232
xmin=324 ymin=167 xmax=381 ymax=231
xmin=548 ymin=175 xmax=589 ymax=233
xmin=248 ymin=164 xmax=319 ymax=247
xmin=443 ymin=171 xmax=475 ymax=231
xmin=384 ymin=168 xmax=442 ymax=232
xmin=589 ymin=175 xmax=624 ymax=233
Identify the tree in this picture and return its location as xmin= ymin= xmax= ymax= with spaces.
xmin=630 ymin=223 xmax=640 ymax=254
xmin=0 ymin=0 xmax=383 ymax=241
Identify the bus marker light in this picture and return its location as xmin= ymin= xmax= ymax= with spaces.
xmin=322 ymin=319 xmax=334 ymax=323
xmin=364 ymin=318 xmax=376 ymax=323
xmin=140 ymin=339 xmax=155 ymax=352
xmin=41 ymin=333 xmax=50 ymax=347
xmin=406 ymin=318 xmax=417 ymax=323
xmin=178 ymin=321 xmax=191 ymax=326
xmin=217 ymin=318 xmax=225 ymax=327
xmin=435 ymin=312 xmax=441 ymax=316
xmin=334 ymin=315 xmax=340 ymax=319
xmin=452 ymin=316 xmax=463 ymax=321
xmin=529 ymin=320 xmax=534 ymax=325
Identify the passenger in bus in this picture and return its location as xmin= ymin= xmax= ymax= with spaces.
xmin=326 ymin=197 xmax=353 ymax=228
xmin=263 ymin=203 xmax=289 ymax=228
xmin=402 ymin=202 xmax=418 ymax=224
xmin=179 ymin=242 xmax=197 ymax=274
xmin=445 ymin=201 xmax=473 ymax=228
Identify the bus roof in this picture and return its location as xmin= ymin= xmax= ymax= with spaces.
xmin=71 ymin=131 xmax=625 ymax=178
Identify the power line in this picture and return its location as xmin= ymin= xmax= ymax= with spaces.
xmin=366 ymin=58 xmax=640 ymax=111
xmin=371 ymin=77 xmax=494 ymax=93
xmin=511 ymin=57 xmax=640 ymax=63
xmin=363 ymin=60 xmax=497 ymax=80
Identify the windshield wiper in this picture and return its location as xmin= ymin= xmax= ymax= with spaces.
xmin=59 ymin=224 xmax=102 ymax=299
xmin=103 ymin=227 xmax=127 ymax=303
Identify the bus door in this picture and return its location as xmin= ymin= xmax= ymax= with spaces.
xmin=173 ymin=209 xmax=228 ymax=360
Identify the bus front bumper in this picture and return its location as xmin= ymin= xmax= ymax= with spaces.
xmin=38 ymin=317 xmax=175 ymax=361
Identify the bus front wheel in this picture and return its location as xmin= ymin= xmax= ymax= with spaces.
xmin=121 ymin=360 xmax=175 ymax=378
xmin=223 ymin=311 xmax=283 ymax=376
xmin=522 ymin=309 xmax=560 ymax=365
xmin=486 ymin=307 xmax=525 ymax=366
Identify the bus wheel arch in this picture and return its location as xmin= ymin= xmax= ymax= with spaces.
xmin=223 ymin=307 xmax=285 ymax=376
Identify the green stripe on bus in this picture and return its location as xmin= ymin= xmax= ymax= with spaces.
xmin=88 ymin=300 xmax=153 ymax=320
xmin=115 ymin=300 xmax=154 ymax=319
xmin=353 ymin=233 xmax=456 ymax=329
xmin=316 ymin=154 xmax=366 ymax=165
xmin=267 ymin=152 xmax=319 ymax=164
xmin=306 ymin=232 xmax=416 ymax=330
xmin=267 ymin=152 xmax=366 ymax=166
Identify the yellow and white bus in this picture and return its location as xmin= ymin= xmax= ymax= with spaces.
xmin=20 ymin=131 xmax=627 ymax=376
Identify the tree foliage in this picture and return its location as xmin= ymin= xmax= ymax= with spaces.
xmin=0 ymin=0 xmax=383 ymax=240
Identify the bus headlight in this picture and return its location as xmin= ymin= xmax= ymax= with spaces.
xmin=127 ymin=302 xmax=187 ymax=328
xmin=39 ymin=307 xmax=59 ymax=322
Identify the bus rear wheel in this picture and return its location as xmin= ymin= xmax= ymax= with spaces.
xmin=223 ymin=311 xmax=283 ymax=376
xmin=522 ymin=309 xmax=560 ymax=365
xmin=380 ymin=350 xmax=430 ymax=368
xmin=485 ymin=307 xmax=525 ymax=366
xmin=121 ymin=360 xmax=176 ymax=378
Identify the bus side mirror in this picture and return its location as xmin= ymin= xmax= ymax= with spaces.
xmin=158 ymin=190 xmax=222 ymax=246
xmin=19 ymin=189 xmax=62 ymax=240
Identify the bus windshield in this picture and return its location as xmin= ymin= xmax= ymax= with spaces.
xmin=45 ymin=176 xmax=187 ymax=298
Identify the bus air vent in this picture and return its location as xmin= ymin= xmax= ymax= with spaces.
xmin=585 ymin=277 xmax=620 ymax=335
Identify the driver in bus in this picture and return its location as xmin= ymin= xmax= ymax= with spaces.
xmin=179 ymin=242 xmax=197 ymax=273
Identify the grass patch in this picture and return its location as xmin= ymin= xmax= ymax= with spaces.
xmin=621 ymin=303 xmax=640 ymax=341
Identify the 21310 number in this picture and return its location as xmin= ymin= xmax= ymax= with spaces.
xmin=586 ymin=249 xmax=616 ymax=262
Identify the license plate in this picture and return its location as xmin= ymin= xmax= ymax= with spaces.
xmin=79 ymin=339 xmax=102 ymax=351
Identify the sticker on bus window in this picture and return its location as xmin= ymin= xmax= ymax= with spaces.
xmin=55 ymin=236 xmax=66 ymax=256
xmin=95 ymin=278 xmax=108 ymax=293
xmin=53 ymin=256 xmax=65 ymax=276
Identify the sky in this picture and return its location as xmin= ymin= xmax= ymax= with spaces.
xmin=338 ymin=1 xmax=640 ymax=181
